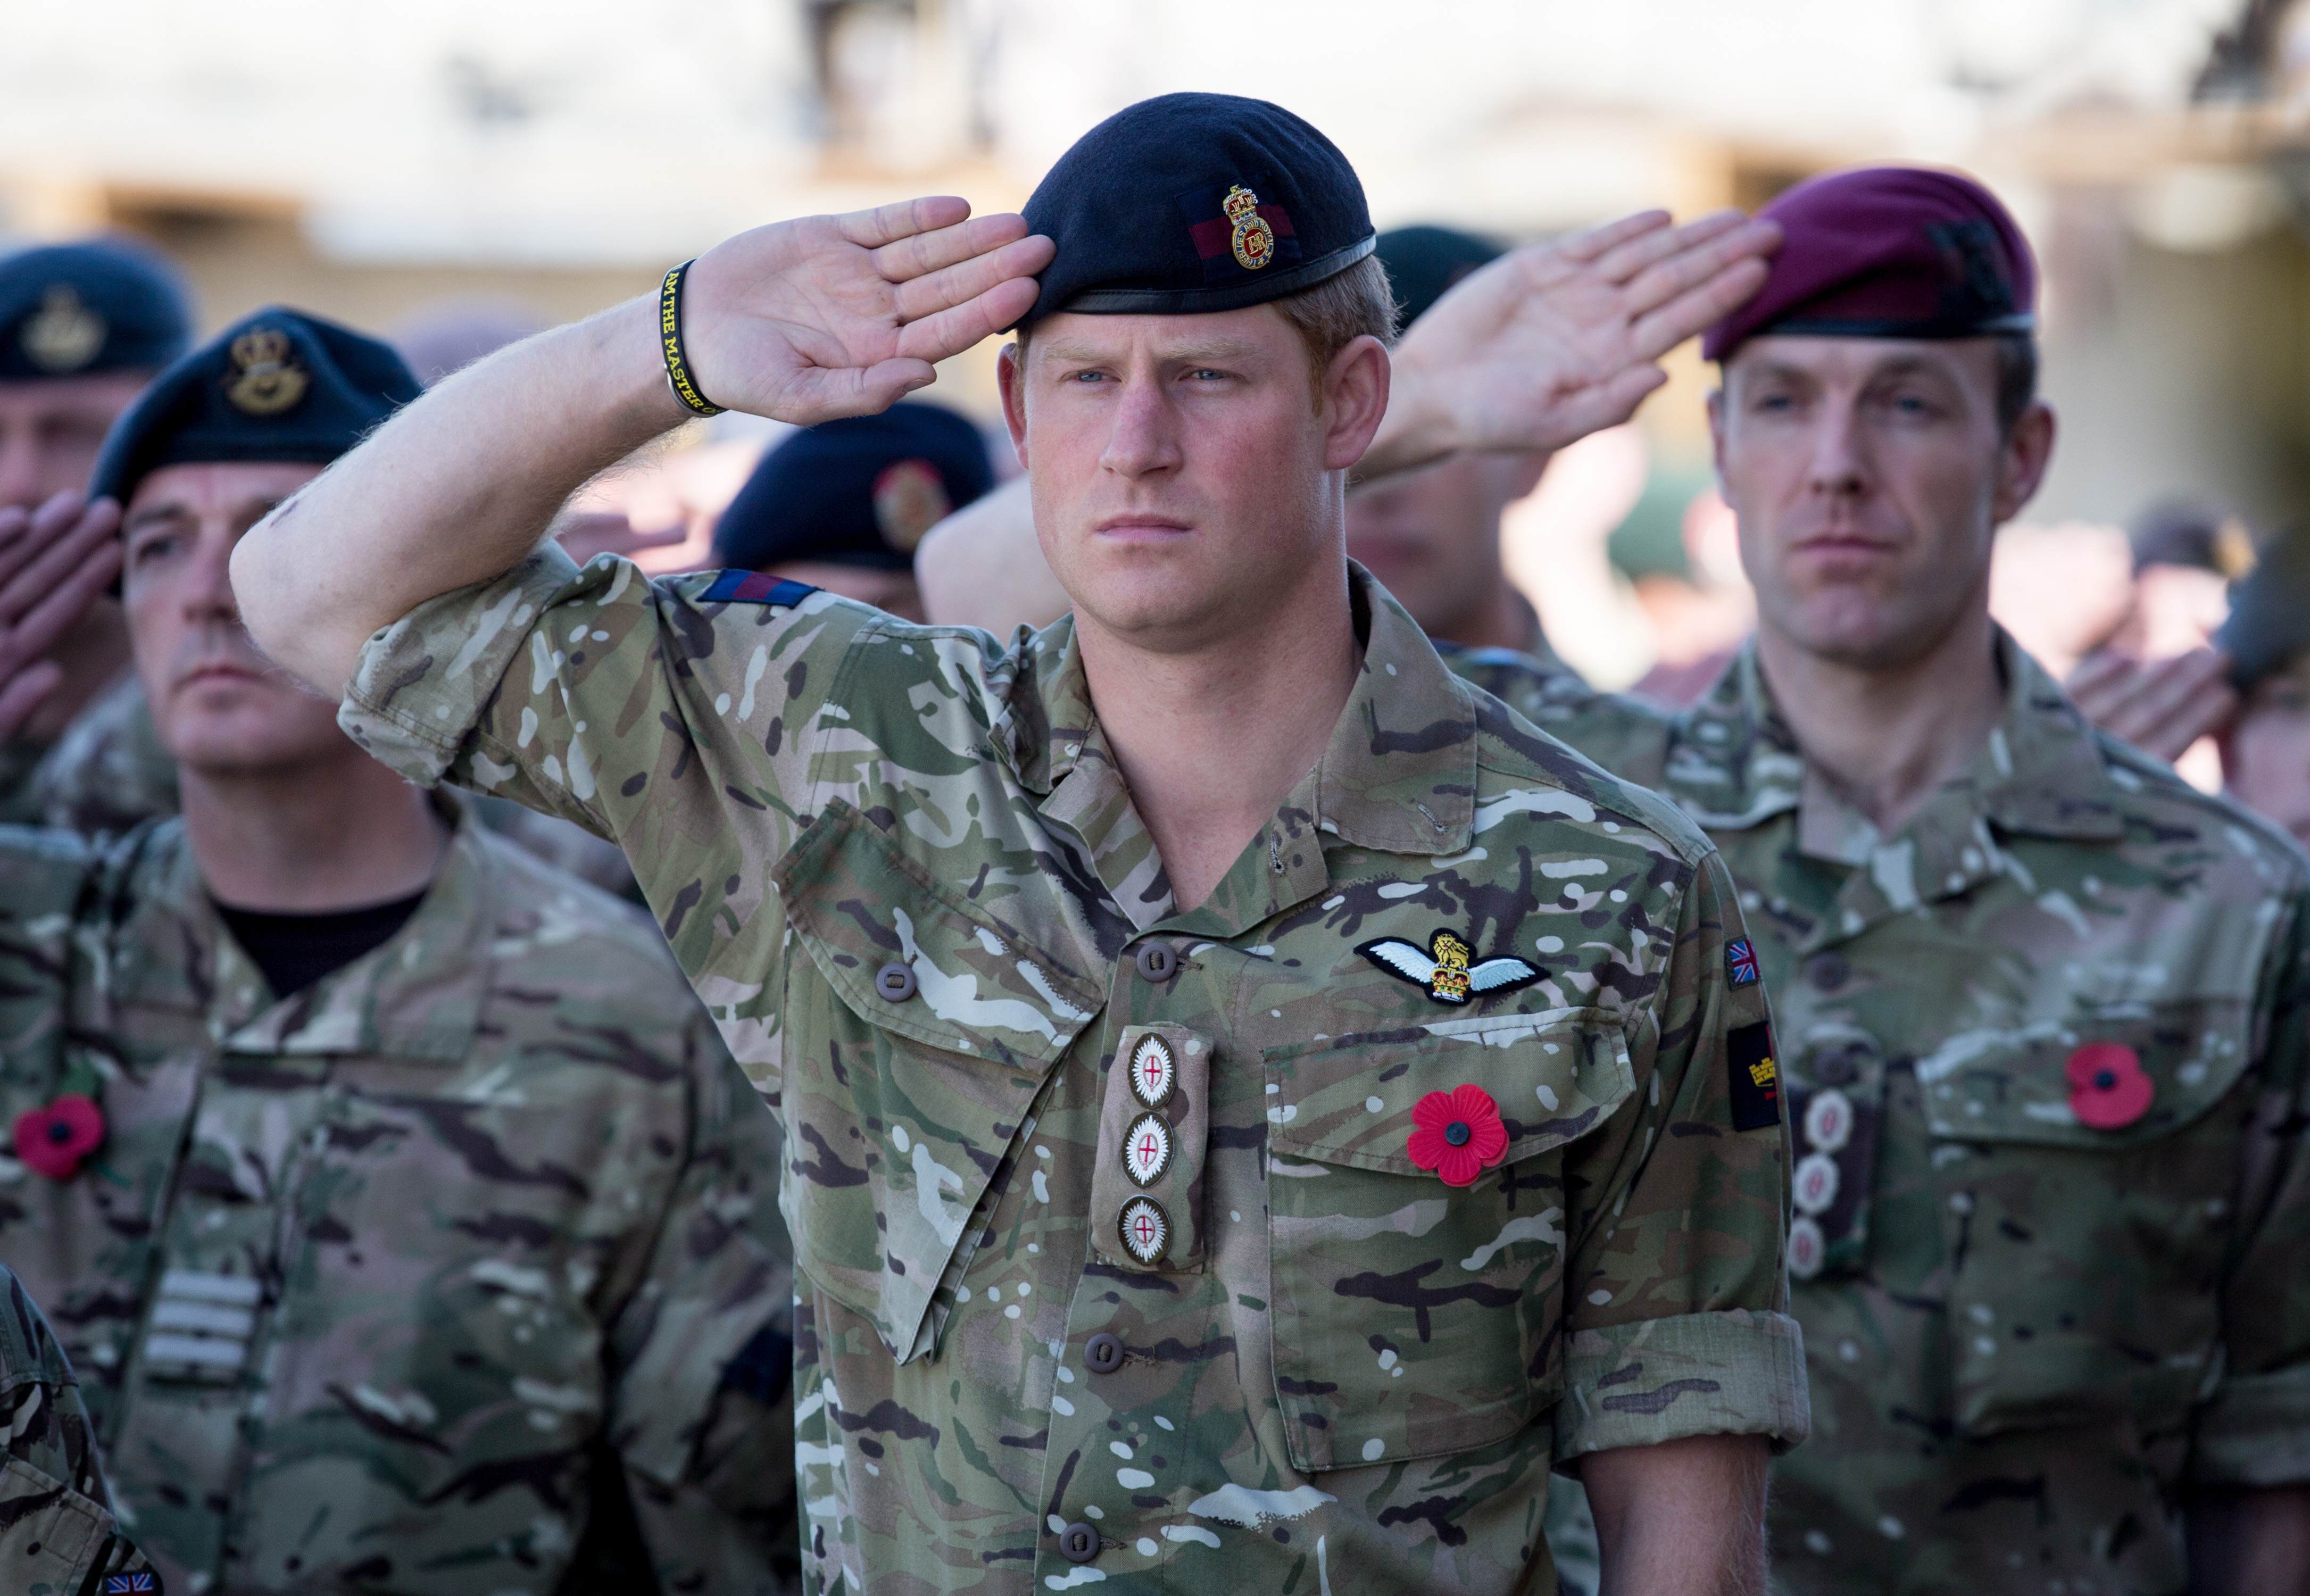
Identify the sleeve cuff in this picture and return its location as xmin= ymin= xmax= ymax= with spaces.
xmin=2190 ymin=1364 xmax=2310 ymax=1488
xmin=1554 ymin=1308 xmax=1811 ymax=1461
xmin=337 ymin=544 xmax=587 ymax=787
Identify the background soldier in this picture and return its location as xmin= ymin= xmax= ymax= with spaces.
xmin=1411 ymin=166 xmax=2310 ymax=1595
xmin=0 ymin=1262 xmax=160 ymax=1594
xmin=2213 ymin=529 xmax=2310 ymax=851
xmin=0 ymin=307 xmax=798 ymax=1595
xmin=231 ymin=93 xmax=1804 ymax=1594
xmin=0 ymin=238 xmax=189 ymax=824
xmin=712 ymin=400 xmax=993 ymax=621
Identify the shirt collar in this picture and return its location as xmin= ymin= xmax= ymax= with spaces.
xmin=131 ymin=796 xmax=495 ymax=1061
xmin=1002 ymin=564 xmax=1481 ymax=937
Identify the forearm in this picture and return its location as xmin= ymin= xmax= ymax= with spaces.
xmin=2187 ymin=1484 xmax=2310 ymax=1596
xmin=1583 ymin=1433 xmax=1769 ymax=1596
xmin=232 ymin=295 xmax=689 ymax=697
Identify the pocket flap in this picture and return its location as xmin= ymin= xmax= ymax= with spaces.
xmin=1913 ymin=999 xmax=2254 ymax=1150
xmin=774 ymin=800 xmax=1107 ymax=1068
xmin=1264 ymin=1006 xmax=1635 ymax=1174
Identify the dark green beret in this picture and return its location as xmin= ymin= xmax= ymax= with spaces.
xmin=1374 ymin=225 xmax=1503 ymax=330
xmin=88 ymin=305 xmax=419 ymax=507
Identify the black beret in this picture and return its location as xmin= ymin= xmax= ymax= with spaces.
xmin=0 ymin=237 xmax=191 ymax=381
xmin=89 ymin=306 xmax=420 ymax=507
xmin=2218 ymin=529 xmax=2310 ymax=692
xmin=712 ymin=403 xmax=993 ymax=573
xmin=2130 ymin=496 xmax=2257 ymax=578
xmin=1016 ymin=92 xmax=1375 ymax=328
xmin=1375 ymin=225 xmax=1503 ymax=330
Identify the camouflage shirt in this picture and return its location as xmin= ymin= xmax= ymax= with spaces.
xmin=336 ymin=550 xmax=1807 ymax=1595
xmin=1457 ymin=635 xmax=2310 ymax=1595
xmin=0 ymin=804 xmax=798 ymax=1595
xmin=0 ymin=1262 xmax=160 ymax=1594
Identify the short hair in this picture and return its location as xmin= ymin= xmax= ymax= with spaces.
xmin=1993 ymin=332 xmax=2038 ymax=436
xmin=1013 ymin=253 xmax=1397 ymax=413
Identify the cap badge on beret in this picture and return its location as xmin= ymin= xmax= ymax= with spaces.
xmin=871 ymin=458 xmax=951 ymax=553
xmin=1223 ymin=185 xmax=1276 ymax=271
xmin=21 ymin=286 xmax=105 ymax=374
xmin=225 ymin=328 xmax=308 ymax=417
xmin=1179 ymin=175 xmax=1300 ymax=287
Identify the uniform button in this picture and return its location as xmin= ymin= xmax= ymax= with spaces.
xmin=875 ymin=962 xmax=917 ymax=1002
xmin=1058 ymin=1522 xmax=1100 ymax=1563
xmin=1085 ymin=1332 xmax=1125 ymax=1374
xmin=1134 ymin=943 xmax=1177 ymax=983
xmin=1805 ymin=952 xmax=1849 ymax=992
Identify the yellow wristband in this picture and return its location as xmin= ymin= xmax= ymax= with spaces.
xmin=659 ymin=259 xmax=726 ymax=418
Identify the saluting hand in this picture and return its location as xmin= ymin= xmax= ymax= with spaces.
xmin=0 ymin=492 xmax=121 ymax=743
xmin=1363 ymin=209 xmax=1780 ymax=479
xmin=678 ymin=198 xmax=1054 ymax=426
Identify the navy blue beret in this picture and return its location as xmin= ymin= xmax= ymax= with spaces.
xmin=1375 ymin=225 xmax=1503 ymax=330
xmin=0 ymin=237 xmax=191 ymax=381
xmin=2218 ymin=529 xmax=2310 ymax=692
xmin=712 ymin=402 xmax=993 ymax=573
xmin=89 ymin=306 xmax=420 ymax=506
xmin=1015 ymin=92 xmax=1375 ymax=328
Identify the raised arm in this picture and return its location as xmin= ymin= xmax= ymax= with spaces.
xmin=1359 ymin=209 xmax=1779 ymax=483
xmin=231 ymin=198 xmax=1052 ymax=696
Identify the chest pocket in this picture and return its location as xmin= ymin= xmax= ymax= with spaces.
xmin=1916 ymin=996 xmax=2259 ymax=1438
xmin=774 ymin=800 xmax=1108 ymax=1364
xmin=1260 ymin=1008 xmax=1635 ymax=1471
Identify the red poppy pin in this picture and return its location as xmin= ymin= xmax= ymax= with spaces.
xmin=13 ymin=1092 xmax=105 ymax=1181
xmin=2066 ymin=1042 xmax=2153 ymax=1131
xmin=1408 ymin=1084 xmax=1509 ymax=1187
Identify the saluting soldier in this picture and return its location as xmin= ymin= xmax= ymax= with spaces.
xmin=0 ymin=238 xmax=189 ymax=827
xmin=232 ymin=93 xmax=1803 ymax=1594
xmin=0 ymin=307 xmax=799 ymax=1595
xmin=0 ymin=1262 xmax=161 ymax=1593
xmin=1413 ymin=167 xmax=2310 ymax=1594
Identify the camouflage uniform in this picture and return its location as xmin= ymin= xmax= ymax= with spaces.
xmin=0 ymin=1262 xmax=161 ymax=1594
xmin=1453 ymin=635 xmax=2310 ymax=1595
xmin=0 ymin=802 xmax=800 ymax=1595
xmin=333 ymin=548 xmax=1807 ymax=1594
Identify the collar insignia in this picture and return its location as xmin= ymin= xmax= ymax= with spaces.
xmin=1223 ymin=184 xmax=1276 ymax=271
xmin=1358 ymin=927 xmax=1540 ymax=1006
xmin=21 ymin=285 xmax=106 ymax=372
xmin=225 ymin=328 xmax=309 ymax=415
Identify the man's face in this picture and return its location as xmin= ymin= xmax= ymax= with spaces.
xmin=1713 ymin=335 xmax=2052 ymax=671
xmin=1000 ymin=306 xmax=1386 ymax=651
xmin=1345 ymin=451 xmax=1545 ymax=637
xmin=121 ymin=460 xmax=349 ymax=775
xmin=0 ymin=372 xmax=152 ymax=510
xmin=2227 ymin=655 xmax=2310 ymax=851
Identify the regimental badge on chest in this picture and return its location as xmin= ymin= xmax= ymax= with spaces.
xmin=1358 ymin=927 xmax=1540 ymax=1007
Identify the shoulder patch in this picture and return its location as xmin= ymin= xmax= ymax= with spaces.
xmin=1726 ymin=937 xmax=1759 ymax=986
xmin=1727 ymin=1021 xmax=1781 ymax=1132
xmin=701 ymin=569 xmax=819 ymax=607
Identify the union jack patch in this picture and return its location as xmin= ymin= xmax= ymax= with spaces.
xmin=1726 ymin=938 xmax=1760 ymax=987
xmin=107 ymin=1574 xmax=158 ymax=1592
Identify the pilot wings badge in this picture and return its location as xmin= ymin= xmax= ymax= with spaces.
xmin=1357 ymin=928 xmax=1540 ymax=1007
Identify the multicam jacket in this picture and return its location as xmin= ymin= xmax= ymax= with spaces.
xmin=0 ymin=804 xmax=798 ymax=1596
xmin=1461 ymin=635 xmax=2310 ymax=1596
xmin=0 ymin=1263 xmax=159 ymax=1595
xmin=335 ymin=550 xmax=1807 ymax=1595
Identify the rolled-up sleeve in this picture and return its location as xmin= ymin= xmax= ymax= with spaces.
xmin=1553 ymin=846 xmax=1809 ymax=1460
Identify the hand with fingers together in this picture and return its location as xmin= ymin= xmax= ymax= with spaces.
xmin=2065 ymin=646 xmax=2240 ymax=764
xmin=1360 ymin=209 xmax=1781 ymax=482
xmin=0 ymin=492 xmax=122 ymax=744
xmin=676 ymin=198 xmax=1054 ymax=426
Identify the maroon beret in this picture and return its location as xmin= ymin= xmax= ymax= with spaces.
xmin=1703 ymin=165 xmax=2035 ymax=363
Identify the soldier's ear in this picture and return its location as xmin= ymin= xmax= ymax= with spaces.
xmin=997 ymin=342 xmax=1031 ymax=469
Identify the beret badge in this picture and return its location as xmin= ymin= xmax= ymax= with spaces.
xmin=871 ymin=458 xmax=951 ymax=553
xmin=21 ymin=285 xmax=106 ymax=373
xmin=1224 ymin=184 xmax=1276 ymax=271
xmin=225 ymin=327 xmax=309 ymax=417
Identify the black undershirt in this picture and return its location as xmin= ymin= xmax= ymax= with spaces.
xmin=213 ymin=891 xmax=427 ymax=999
